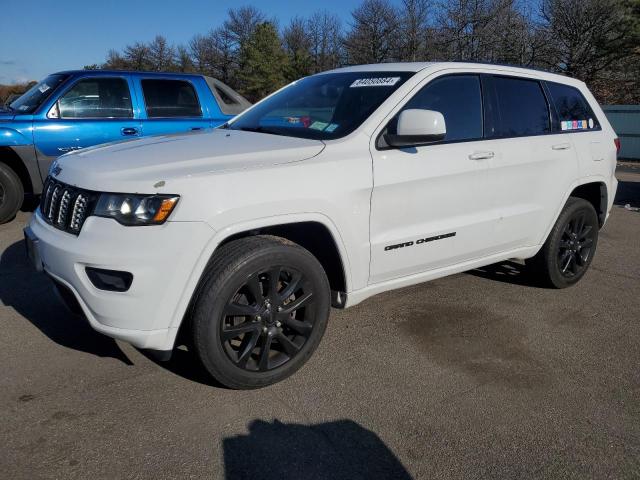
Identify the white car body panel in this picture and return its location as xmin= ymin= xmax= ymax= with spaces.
xmin=28 ymin=62 xmax=619 ymax=351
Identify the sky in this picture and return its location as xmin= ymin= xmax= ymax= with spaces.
xmin=0 ymin=0 xmax=396 ymax=84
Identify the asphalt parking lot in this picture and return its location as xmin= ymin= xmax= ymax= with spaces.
xmin=1 ymin=166 xmax=639 ymax=479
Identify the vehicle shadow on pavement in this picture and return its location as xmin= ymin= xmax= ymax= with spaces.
xmin=468 ymin=261 xmax=543 ymax=287
xmin=0 ymin=240 xmax=133 ymax=365
xmin=223 ymin=419 xmax=412 ymax=480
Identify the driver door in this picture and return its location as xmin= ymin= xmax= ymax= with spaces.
xmin=32 ymin=75 xmax=140 ymax=176
xmin=369 ymin=74 xmax=497 ymax=284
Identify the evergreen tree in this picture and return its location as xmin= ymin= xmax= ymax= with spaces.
xmin=237 ymin=22 xmax=288 ymax=102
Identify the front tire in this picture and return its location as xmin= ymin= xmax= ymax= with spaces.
xmin=527 ymin=197 xmax=599 ymax=288
xmin=0 ymin=162 xmax=24 ymax=224
xmin=191 ymin=235 xmax=331 ymax=389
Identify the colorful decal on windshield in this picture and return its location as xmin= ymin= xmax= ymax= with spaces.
xmin=309 ymin=121 xmax=329 ymax=130
xmin=325 ymin=123 xmax=339 ymax=133
xmin=38 ymin=84 xmax=51 ymax=93
xmin=350 ymin=77 xmax=401 ymax=88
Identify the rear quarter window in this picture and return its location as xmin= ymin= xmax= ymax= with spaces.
xmin=545 ymin=81 xmax=600 ymax=132
xmin=205 ymin=77 xmax=251 ymax=116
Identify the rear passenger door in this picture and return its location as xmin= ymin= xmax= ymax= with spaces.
xmin=136 ymin=77 xmax=210 ymax=137
xmin=544 ymin=81 xmax=608 ymax=181
xmin=481 ymin=74 xmax=578 ymax=250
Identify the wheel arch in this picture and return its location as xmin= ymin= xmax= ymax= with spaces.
xmin=569 ymin=181 xmax=607 ymax=228
xmin=218 ymin=221 xmax=348 ymax=301
xmin=534 ymin=177 xmax=609 ymax=255
xmin=171 ymin=213 xmax=353 ymax=340
xmin=0 ymin=146 xmax=34 ymax=194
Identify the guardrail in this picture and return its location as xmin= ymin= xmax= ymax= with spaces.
xmin=602 ymin=105 xmax=640 ymax=160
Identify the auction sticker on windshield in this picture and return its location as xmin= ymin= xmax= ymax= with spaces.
xmin=350 ymin=77 xmax=401 ymax=88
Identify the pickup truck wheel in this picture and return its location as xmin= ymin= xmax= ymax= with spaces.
xmin=191 ymin=235 xmax=330 ymax=389
xmin=0 ymin=162 xmax=24 ymax=224
xmin=527 ymin=197 xmax=599 ymax=288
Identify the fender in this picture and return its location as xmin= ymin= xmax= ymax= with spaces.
xmin=537 ymin=175 xmax=610 ymax=249
xmin=0 ymin=127 xmax=31 ymax=146
xmin=166 ymin=212 xmax=353 ymax=331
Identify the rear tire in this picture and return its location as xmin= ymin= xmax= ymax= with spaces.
xmin=191 ymin=235 xmax=331 ymax=389
xmin=527 ymin=197 xmax=599 ymax=288
xmin=0 ymin=162 xmax=24 ymax=224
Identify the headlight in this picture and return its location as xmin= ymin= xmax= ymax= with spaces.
xmin=93 ymin=193 xmax=179 ymax=226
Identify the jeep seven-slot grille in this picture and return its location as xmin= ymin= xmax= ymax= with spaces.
xmin=40 ymin=177 xmax=95 ymax=235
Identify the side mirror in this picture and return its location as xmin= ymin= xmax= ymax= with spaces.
xmin=384 ymin=109 xmax=446 ymax=148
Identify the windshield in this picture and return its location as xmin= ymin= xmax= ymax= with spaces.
xmin=9 ymin=74 xmax=69 ymax=114
xmin=228 ymin=72 xmax=414 ymax=140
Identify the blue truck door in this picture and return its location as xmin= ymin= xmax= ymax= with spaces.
xmin=32 ymin=75 xmax=141 ymax=171
xmin=134 ymin=76 xmax=211 ymax=136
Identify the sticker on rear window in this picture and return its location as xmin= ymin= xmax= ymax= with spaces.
xmin=350 ymin=77 xmax=400 ymax=88
xmin=38 ymin=84 xmax=51 ymax=94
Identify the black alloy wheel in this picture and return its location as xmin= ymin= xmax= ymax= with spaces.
xmin=527 ymin=197 xmax=599 ymax=288
xmin=191 ymin=235 xmax=330 ymax=389
xmin=557 ymin=209 xmax=596 ymax=278
xmin=221 ymin=266 xmax=315 ymax=372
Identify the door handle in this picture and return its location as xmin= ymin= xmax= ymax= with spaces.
xmin=121 ymin=127 xmax=139 ymax=136
xmin=191 ymin=127 xmax=203 ymax=131
xmin=552 ymin=142 xmax=571 ymax=150
xmin=468 ymin=151 xmax=494 ymax=160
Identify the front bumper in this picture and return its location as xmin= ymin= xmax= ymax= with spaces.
xmin=27 ymin=209 xmax=214 ymax=350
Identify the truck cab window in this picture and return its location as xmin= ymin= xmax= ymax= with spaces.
xmin=142 ymin=79 xmax=202 ymax=118
xmin=57 ymin=77 xmax=133 ymax=119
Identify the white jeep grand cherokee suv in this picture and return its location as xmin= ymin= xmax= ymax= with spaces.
xmin=25 ymin=62 xmax=618 ymax=389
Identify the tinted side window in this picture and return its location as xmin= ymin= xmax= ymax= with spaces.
xmin=392 ymin=75 xmax=483 ymax=142
xmin=546 ymin=82 xmax=600 ymax=131
xmin=490 ymin=77 xmax=550 ymax=137
xmin=142 ymin=79 xmax=202 ymax=118
xmin=58 ymin=77 xmax=132 ymax=118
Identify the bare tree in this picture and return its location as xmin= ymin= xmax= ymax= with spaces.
xmin=224 ymin=6 xmax=266 ymax=48
xmin=104 ymin=49 xmax=129 ymax=70
xmin=346 ymin=0 xmax=400 ymax=64
xmin=175 ymin=46 xmax=194 ymax=72
xmin=398 ymin=0 xmax=431 ymax=61
xmin=540 ymin=0 xmax=640 ymax=84
xmin=307 ymin=11 xmax=344 ymax=72
xmin=148 ymin=35 xmax=176 ymax=71
xmin=210 ymin=27 xmax=237 ymax=84
xmin=283 ymin=16 xmax=313 ymax=79
xmin=435 ymin=0 xmax=494 ymax=61
xmin=122 ymin=42 xmax=152 ymax=70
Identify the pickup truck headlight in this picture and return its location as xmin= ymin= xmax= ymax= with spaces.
xmin=93 ymin=193 xmax=179 ymax=226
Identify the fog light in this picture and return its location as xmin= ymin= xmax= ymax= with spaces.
xmin=86 ymin=267 xmax=133 ymax=292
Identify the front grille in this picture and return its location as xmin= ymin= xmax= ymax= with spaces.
xmin=39 ymin=177 xmax=96 ymax=235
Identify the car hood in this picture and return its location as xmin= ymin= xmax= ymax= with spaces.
xmin=54 ymin=129 xmax=325 ymax=192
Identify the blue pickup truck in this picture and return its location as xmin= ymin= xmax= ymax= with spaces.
xmin=0 ymin=70 xmax=250 ymax=223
